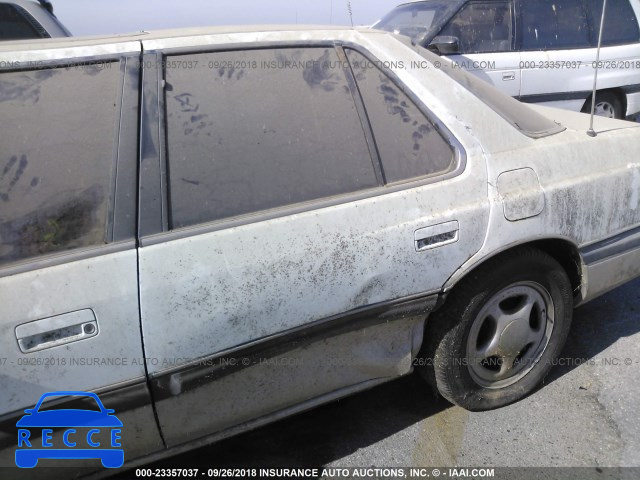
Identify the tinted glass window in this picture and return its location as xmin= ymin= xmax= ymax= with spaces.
xmin=0 ymin=63 xmax=120 ymax=266
xmin=521 ymin=0 xmax=590 ymax=50
xmin=440 ymin=1 xmax=513 ymax=53
xmin=374 ymin=0 xmax=459 ymax=42
xmin=166 ymin=48 xmax=378 ymax=229
xmin=346 ymin=50 xmax=454 ymax=184
xmin=0 ymin=4 xmax=40 ymax=40
xmin=586 ymin=0 xmax=640 ymax=46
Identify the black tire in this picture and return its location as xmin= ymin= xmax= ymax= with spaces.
xmin=581 ymin=91 xmax=624 ymax=119
xmin=418 ymin=247 xmax=573 ymax=411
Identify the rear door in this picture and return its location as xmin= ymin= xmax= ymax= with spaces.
xmin=439 ymin=0 xmax=521 ymax=97
xmin=0 ymin=44 xmax=163 ymax=469
xmin=137 ymin=41 xmax=490 ymax=446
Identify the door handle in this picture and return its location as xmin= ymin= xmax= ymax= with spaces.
xmin=15 ymin=309 xmax=99 ymax=353
xmin=415 ymin=221 xmax=459 ymax=252
xmin=502 ymin=71 xmax=516 ymax=81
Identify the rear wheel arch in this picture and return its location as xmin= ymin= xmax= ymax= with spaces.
xmin=421 ymin=243 xmax=581 ymax=409
xmin=441 ymin=238 xmax=585 ymax=308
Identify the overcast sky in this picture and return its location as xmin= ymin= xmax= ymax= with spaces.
xmin=51 ymin=0 xmax=404 ymax=36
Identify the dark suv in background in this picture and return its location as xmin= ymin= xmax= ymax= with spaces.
xmin=0 ymin=0 xmax=70 ymax=40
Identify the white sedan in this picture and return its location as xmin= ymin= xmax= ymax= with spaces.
xmin=1 ymin=26 xmax=639 ymax=472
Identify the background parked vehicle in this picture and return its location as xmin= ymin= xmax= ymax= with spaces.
xmin=0 ymin=0 xmax=70 ymax=40
xmin=373 ymin=0 xmax=640 ymax=119
xmin=1 ymin=26 xmax=640 ymax=476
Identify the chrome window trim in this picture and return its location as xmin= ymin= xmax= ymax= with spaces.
xmin=138 ymin=52 xmax=168 ymax=238
xmin=105 ymin=58 xmax=128 ymax=244
xmin=0 ymin=42 xmax=142 ymax=67
xmin=138 ymin=40 xmax=467 ymax=244
xmin=113 ymin=55 xmax=142 ymax=243
xmin=140 ymin=157 xmax=465 ymax=247
xmin=0 ymin=240 xmax=137 ymax=279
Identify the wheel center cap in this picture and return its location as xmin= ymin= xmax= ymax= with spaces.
xmin=499 ymin=319 xmax=530 ymax=355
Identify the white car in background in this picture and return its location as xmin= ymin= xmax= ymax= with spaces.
xmin=0 ymin=0 xmax=70 ymax=40
xmin=374 ymin=0 xmax=640 ymax=119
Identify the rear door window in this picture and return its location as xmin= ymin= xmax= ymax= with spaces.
xmin=165 ymin=48 xmax=379 ymax=229
xmin=0 ymin=63 xmax=120 ymax=266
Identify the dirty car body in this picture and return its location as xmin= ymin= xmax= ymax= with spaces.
xmin=1 ymin=26 xmax=640 ymax=473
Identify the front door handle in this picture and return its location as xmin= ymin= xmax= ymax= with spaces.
xmin=502 ymin=71 xmax=516 ymax=81
xmin=15 ymin=309 xmax=99 ymax=353
xmin=415 ymin=221 xmax=460 ymax=252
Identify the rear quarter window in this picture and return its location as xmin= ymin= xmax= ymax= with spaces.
xmin=345 ymin=49 xmax=455 ymax=183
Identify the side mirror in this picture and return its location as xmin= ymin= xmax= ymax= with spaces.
xmin=427 ymin=36 xmax=460 ymax=55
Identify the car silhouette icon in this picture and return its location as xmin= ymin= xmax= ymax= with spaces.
xmin=15 ymin=391 xmax=124 ymax=468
